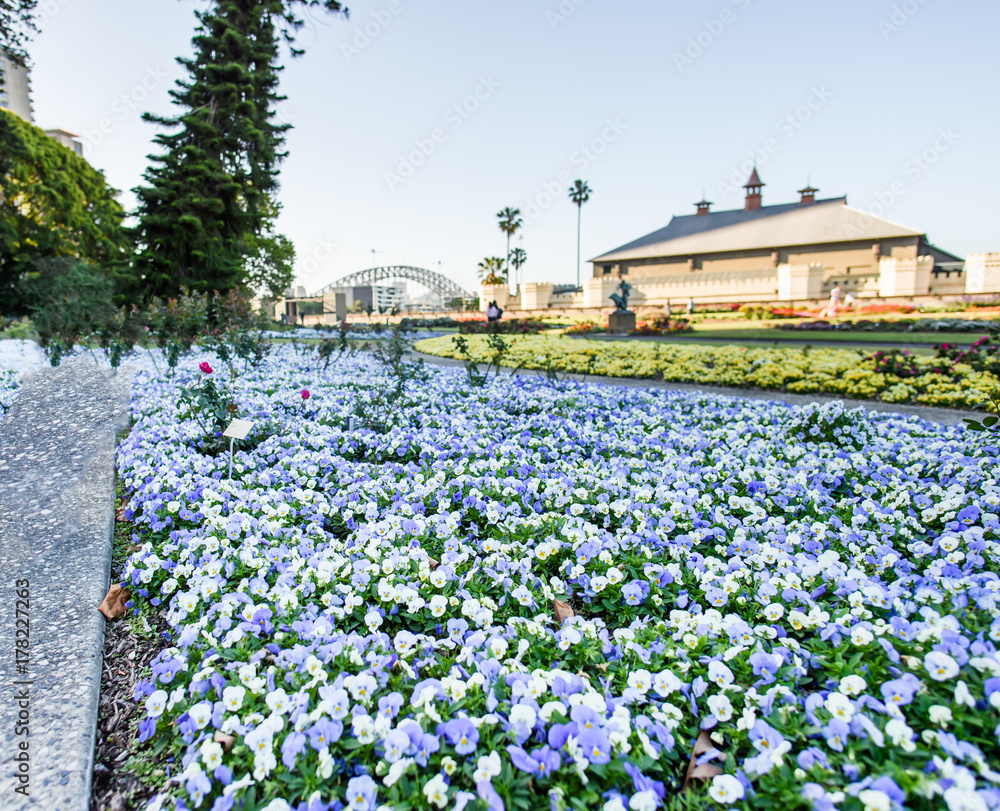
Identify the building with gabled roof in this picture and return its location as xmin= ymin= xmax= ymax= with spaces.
xmin=484 ymin=169 xmax=993 ymax=313
xmin=586 ymin=168 xmax=964 ymax=307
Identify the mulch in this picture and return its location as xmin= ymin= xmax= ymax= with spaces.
xmin=90 ymin=605 xmax=169 ymax=811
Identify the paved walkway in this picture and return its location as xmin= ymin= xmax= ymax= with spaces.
xmin=413 ymin=350 xmax=971 ymax=426
xmin=0 ymin=360 xmax=132 ymax=811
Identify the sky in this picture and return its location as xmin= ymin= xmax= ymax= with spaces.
xmin=25 ymin=0 xmax=1000 ymax=297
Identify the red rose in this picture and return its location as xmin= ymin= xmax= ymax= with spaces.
xmin=199 ymin=362 xmax=213 ymax=374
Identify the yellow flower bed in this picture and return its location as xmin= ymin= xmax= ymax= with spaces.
xmin=414 ymin=335 xmax=996 ymax=409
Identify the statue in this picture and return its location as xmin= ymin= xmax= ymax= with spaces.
xmin=609 ymin=277 xmax=632 ymax=312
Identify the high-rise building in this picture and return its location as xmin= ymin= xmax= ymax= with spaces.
xmin=0 ymin=51 xmax=33 ymax=123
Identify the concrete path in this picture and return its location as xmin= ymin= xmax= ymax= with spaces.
xmin=0 ymin=360 xmax=132 ymax=811
xmin=413 ymin=350 xmax=971 ymax=426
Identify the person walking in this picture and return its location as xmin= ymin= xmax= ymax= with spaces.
xmin=486 ymin=301 xmax=500 ymax=322
xmin=686 ymin=297 xmax=695 ymax=316
xmin=825 ymin=284 xmax=842 ymax=318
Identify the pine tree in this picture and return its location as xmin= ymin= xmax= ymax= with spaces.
xmin=130 ymin=0 xmax=345 ymax=300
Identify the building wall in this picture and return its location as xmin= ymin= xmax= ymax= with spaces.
xmin=965 ymin=253 xmax=1000 ymax=294
xmin=0 ymin=53 xmax=32 ymax=122
xmin=928 ymin=271 xmax=966 ymax=297
xmin=45 ymin=129 xmax=84 ymax=158
xmin=502 ymin=250 xmax=990 ymax=311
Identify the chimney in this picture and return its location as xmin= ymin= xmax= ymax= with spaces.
xmin=743 ymin=167 xmax=764 ymax=212
xmin=798 ymin=182 xmax=818 ymax=204
xmin=694 ymin=197 xmax=712 ymax=216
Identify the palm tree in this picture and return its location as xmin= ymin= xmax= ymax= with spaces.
xmin=568 ymin=180 xmax=592 ymax=287
xmin=496 ymin=207 xmax=523 ymax=284
xmin=509 ymin=247 xmax=527 ymax=283
xmin=477 ymin=257 xmax=507 ymax=286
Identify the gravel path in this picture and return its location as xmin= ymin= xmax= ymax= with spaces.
xmin=0 ymin=360 xmax=132 ymax=811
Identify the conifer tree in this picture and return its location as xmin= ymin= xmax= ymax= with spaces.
xmin=130 ymin=0 xmax=346 ymax=300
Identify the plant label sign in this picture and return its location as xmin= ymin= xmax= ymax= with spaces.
xmin=223 ymin=419 xmax=254 ymax=440
xmin=224 ymin=419 xmax=254 ymax=480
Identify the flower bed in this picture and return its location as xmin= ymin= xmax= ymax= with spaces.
xmin=459 ymin=319 xmax=553 ymax=335
xmin=117 ymin=346 xmax=1000 ymax=811
xmin=564 ymin=321 xmax=604 ymax=335
xmin=777 ymin=319 xmax=999 ymax=334
xmin=856 ymin=304 xmax=918 ymax=316
xmin=0 ymin=368 xmax=19 ymax=416
xmin=416 ymin=335 xmax=999 ymax=409
xmin=630 ymin=317 xmax=693 ymax=336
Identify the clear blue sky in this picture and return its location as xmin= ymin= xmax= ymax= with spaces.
xmin=27 ymin=0 xmax=1000 ymax=295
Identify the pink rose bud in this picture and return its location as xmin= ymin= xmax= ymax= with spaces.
xmin=301 ymin=389 xmax=310 ymax=400
xmin=199 ymin=362 xmax=213 ymax=374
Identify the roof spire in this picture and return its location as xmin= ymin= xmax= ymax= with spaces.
xmin=744 ymin=166 xmax=764 ymax=211
xmin=743 ymin=166 xmax=764 ymax=190
xmin=797 ymin=178 xmax=819 ymax=204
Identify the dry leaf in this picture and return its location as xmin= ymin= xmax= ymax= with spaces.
xmin=98 ymin=584 xmax=131 ymax=620
xmin=553 ymin=599 xmax=575 ymax=624
xmin=428 ymin=557 xmax=440 ymax=571
xmin=115 ymin=501 xmax=126 ymax=522
xmin=682 ymin=730 xmax=724 ymax=792
xmin=213 ymin=731 xmax=236 ymax=751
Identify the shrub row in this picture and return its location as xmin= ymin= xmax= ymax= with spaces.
xmin=415 ymin=335 xmax=998 ymax=409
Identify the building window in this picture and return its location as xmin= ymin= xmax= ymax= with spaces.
xmin=602 ymin=264 xmax=613 ymax=275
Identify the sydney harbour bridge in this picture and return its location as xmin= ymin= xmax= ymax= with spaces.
xmin=309 ymin=265 xmax=473 ymax=301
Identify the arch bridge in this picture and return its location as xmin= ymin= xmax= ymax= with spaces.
xmin=311 ymin=265 xmax=473 ymax=301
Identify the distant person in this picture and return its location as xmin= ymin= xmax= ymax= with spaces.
xmin=844 ymin=290 xmax=856 ymax=308
xmin=825 ymin=284 xmax=842 ymax=318
xmin=486 ymin=301 xmax=500 ymax=322
xmin=686 ymin=297 xmax=695 ymax=316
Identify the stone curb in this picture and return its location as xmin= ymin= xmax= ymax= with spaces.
xmin=411 ymin=350 xmax=971 ymax=426
xmin=0 ymin=359 xmax=133 ymax=811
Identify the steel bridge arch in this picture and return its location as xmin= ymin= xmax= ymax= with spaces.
xmin=310 ymin=266 xmax=473 ymax=301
